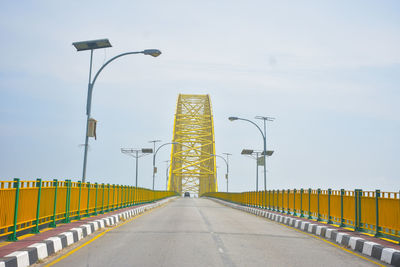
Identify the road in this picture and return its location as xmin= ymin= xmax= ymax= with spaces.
xmin=49 ymin=198 xmax=381 ymax=267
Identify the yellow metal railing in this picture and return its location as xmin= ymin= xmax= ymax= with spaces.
xmin=203 ymin=189 xmax=400 ymax=244
xmin=0 ymin=179 xmax=177 ymax=241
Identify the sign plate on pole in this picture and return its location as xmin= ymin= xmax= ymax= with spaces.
xmin=257 ymin=156 xmax=265 ymax=166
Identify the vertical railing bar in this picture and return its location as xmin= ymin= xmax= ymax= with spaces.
xmin=317 ymin=188 xmax=321 ymax=221
xmin=107 ymin=184 xmax=110 ymax=212
xmin=340 ymin=189 xmax=344 ymax=227
xmin=327 ymin=188 xmax=332 ymax=224
xmin=293 ymin=189 xmax=297 ymax=216
xmin=354 ymin=189 xmax=358 ymax=231
xmin=49 ymin=179 xmax=58 ymax=227
xmin=375 ymin=189 xmax=381 ymax=237
xmin=308 ymin=188 xmax=312 ymax=219
xmin=94 ymin=183 xmax=98 ymax=215
xmin=101 ymin=183 xmax=105 ymax=214
xmin=8 ymin=178 xmax=20 ymax=241
xmin=77 ymin=181 xmax=82 ymax=219
xmin=300 ymin=188 xmax=304 ymax=217
xmin=32 ymin=178 xmax=42 ymax=234
xmin=86 ymin=182 xmax=91 ymax=217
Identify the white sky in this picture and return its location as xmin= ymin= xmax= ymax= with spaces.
xmin=0 ymin=0 xmax=399 ymax=192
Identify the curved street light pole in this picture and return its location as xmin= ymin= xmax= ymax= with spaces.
xmin=212 ymin=154 xmax=229 ymax=192
xmin=229 ymin=117 xmax=266 ymax=191
xmin=229 ymin=116 xmax=274 ymax=208
xmin=152 ymin=142 xmax=179 ymax=190
xmin=81 ymin=49 xmax=161 ymax=182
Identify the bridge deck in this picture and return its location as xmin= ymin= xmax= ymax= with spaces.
xmin=48 ymin=198 xmax=378 ymax=267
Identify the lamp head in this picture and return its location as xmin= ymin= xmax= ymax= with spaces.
xmin=143 ymin=49 xmax=162 ymax=57
xmin=72 ymin=39 xmax=112 ymax=51
xmin=228 ymin=116 xmax=239 ymax=121
xmin=141 ymin=148 xmax=153 ymax=153
xmin=241 ymin=149 xmax=254 ymax=155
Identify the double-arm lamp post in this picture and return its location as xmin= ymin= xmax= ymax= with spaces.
xmin=121 ymin=148 xmax=153 ymax=187
xmin=241 ymin=149 xmax=273 ymax=191
xmin=73 ymin=38 xmax=161 ymax=183
xmin=228 ymin=116 xmax=274 ymax=194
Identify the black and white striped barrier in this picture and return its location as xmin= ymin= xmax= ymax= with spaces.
xmin=0 ymin=197 xmax=176 ymax=267
xmin=209 ymin=198 xmax=400 ymax=267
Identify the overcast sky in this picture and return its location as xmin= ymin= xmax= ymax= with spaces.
xmin=0 ymin=0 xmax=399 ymax=192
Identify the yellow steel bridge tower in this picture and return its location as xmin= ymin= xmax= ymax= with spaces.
xmin=168 ymin=94 xmax=218 ymax=196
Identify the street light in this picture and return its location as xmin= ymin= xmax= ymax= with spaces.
xmin=241 ymin=149 xmax=273 ymax=191
xmin=229 ymin=116 xmax=274 ymax=206
xmin=149 ymin=140 xmax=161 ymax=189
xmin=164 ymin=160 xmax=170 ymax=191
xmin=211 ymin=153 xmax=231 ymax=192
xmin=222 ymin=153 xmax=232 ymax=192
xmin=74 ymin=38 xmax=162 ymax=182
xmin=241 ymin=149 xmax=261 ymax=191
xmin=72 ymin=39 xmax=112 ymax=51
xmin=152 ymin=142 xmax=179 ymax=190
xmin=121 ymin=148 xmax=153 ymax=187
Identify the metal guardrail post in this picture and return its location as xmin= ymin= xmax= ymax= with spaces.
xmin=327 ymin=188 xmax=332 ymax=224
xmin=375 ymin=190 xmax=382 ymax=237
xmin=130 ymin=186 xmax=133 ymax=206
xmin=112 ymin=184 xmax=115 ymax=210
xmin=101 ymin=183 xmax=105 ymax=214
xmin=122 ymin=185 xmax=125 ymax=207
xmin=354 ymin=189 xmax=358 ymax=231
xmin=8 ymin=178 xmax=20 ymax=241
xmin=276 ymin=190 xmax=279 ymax=211
xmin=287 ymin=189 xmax=290 ymax=214
xmin=358 ymin=189 xmax=363 ymax=231
xmin=272 ymin=190 xmax=275 ymax=211
xmin=124 ymin=186 xmax=127 ymax=207
xmin=317 ymin=188 xmax=321 ymax=221
xmin=133 ymin=186 xmax=136 ymax=205
xmin=130 ymin=186 xmax=133 ymax=205
xmin=300 ymin=188 xmax=304 ymax=217
xmin=32 ymin=178 xmax=42 ymax=234
xmin=64 ymin=180 xmax=71 ymax=223
xmin=134 ymin=186 xmax=137 ymax=206
xmin=49 ymin=179 xmax=58 ymax=227
xmin=107 ymin=184 xmax=110 ymax=211
xmin=94 ymin=183 xmax=98 ymax=215
xmin=293 ymin=189 xmax=297 ymax=216
xmin=116 ymin=184 xmax=120 ymax=209
xmin=124 ymin=185 xmax=127 ymax=207
xmin=77 ymin=181 xmax=82 ymax=219
xmin=85 ymin=182 xmax=91 ymax=217
xmin=308 ymin=188 xmax=312 ymax=219
xmin=340 ymin=189 xmax=344 ymax=227
xmin=126 ymin=186 xmax=129 ymax=206
xmin=121 ymin=185 xmax=124 ymax=207
xmin=282 ymin=189 xmax=285 ymax=213
xmin=263 ymin=190 xmax=266 ymax=209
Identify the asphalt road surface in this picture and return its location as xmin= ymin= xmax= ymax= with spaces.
xmin=49 ymin=198 xmax=381 ymax=267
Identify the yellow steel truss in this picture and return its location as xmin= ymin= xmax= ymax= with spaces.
xmin=168 ymin=94 xmax=218 ymax=195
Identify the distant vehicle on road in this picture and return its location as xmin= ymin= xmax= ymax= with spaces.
xmin=184 ymin=192 xmax=190 ymax=197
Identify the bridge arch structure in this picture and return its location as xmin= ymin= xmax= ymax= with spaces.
xmin=168 ymin=94 xmax=218 ymax=195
